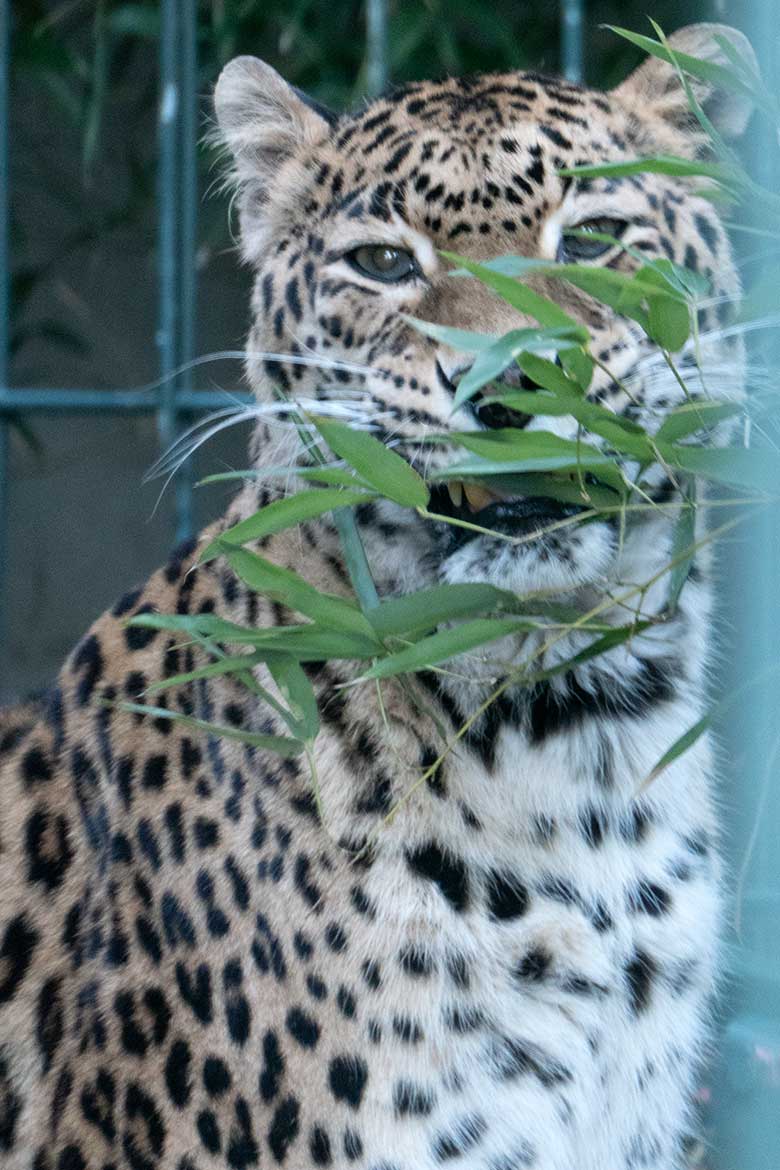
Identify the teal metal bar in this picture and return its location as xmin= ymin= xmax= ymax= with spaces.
xmin=0 ymin=388 xmax=252 ymax=413
xmin=180 ymin=0 xmax=198 ymax=374
xmin=0 ymin=0 xmax=10 ymax=684
xmin=707 ymin=0 xmax=780 ymax=1160
xmin=158 ymin=0 xmax=197 ymax=541
xmin=366 ymin=0 xmax=389 ymax=97
xmin=560 ymin=0 xmax=584 ymax=83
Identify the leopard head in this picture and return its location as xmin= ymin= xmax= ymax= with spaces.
xmin=214 ymin=24 xmax=755 ymax=602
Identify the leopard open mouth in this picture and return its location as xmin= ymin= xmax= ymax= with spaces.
xmin=428 ymin=481 xmax=585 ymax=547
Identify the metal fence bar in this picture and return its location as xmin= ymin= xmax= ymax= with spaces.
xmin=0 ymin=388 xmax=252 ymax=413
xmin=0 ymin=1 xmax=10 ymax=680
xmin=708 ymin=2 xmax=780 ymax=1164
xmin=365 ymin=0 xmax=389 ymax=98
xmin=0 ymin=388 xmax=251 ymax=411
xmin=180 ymin=0 xmax=198 ymax=387
xmin=158 ymin=0 xmax=197 ymax=542
xmin=560 ymin=0 xmax=584 ymax=83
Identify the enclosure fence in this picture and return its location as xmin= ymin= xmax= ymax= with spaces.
xmin=0 ymin=0 xmax=583 ymax=665
xmin=1 ymin=3 xmax=777 ymax=1165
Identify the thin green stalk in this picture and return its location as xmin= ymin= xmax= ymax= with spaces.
xmin=272 ymin=390 xmax=380 ymax=612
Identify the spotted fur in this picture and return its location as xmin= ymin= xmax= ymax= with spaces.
xmin=0 ymin=24 xmax=756 ymax=1169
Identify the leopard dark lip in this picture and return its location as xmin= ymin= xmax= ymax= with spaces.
xmin=428 ymin=483 xmax=585 ymax=547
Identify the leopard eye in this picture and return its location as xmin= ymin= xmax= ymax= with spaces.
xmin=346 ymin=244 xmax=418 ymax=283
xmin=559 ymin=217 xmax=628 ymax=262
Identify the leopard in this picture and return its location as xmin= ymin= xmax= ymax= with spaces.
xmin=0 ymin=23 xmax=758 ymax=1170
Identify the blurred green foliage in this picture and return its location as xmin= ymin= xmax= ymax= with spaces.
xmin=15 ymin=0 xmax=717 ymax=116
xmin=9 ymin=0 xmax=716 ymax=374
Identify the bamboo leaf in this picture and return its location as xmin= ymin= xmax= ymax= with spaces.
xmin=452 ymin=329 xmax=586 ymax=409
xmin=654 ymin=401 xmax=741 ymax=444
xmin=441 ymin=252 xmax=582 ymax=329
xmin=357 ymin=617 xmax=540 ymax=681
xmin=114 ymin=702 xmax=304 ymax=757
xmin=440 ymin=251 xmax=593 ymax=387
xmin=266 ymin=656 xmax=320 ymax=740
xmin=217 ymin=543 xmax=380 ymax=641
xmin=200 ymin=488 xmax=376 ymax=562
xmin=665 ymin=483 xmax=697 ymax=614
xmin=125 ymin=611 xmax=380 ymax=660
xmin=447 ymin=429 xmax=626 ymax=492
xmin=369 ymin=583 xmax=524 ymax=639
xmin=604 ymin=26 xmax=755 ymax=98
xmin=143 ymin=651 xmax=311 ymax=738
xmin=399 ymin=320 xmax=500 ymax=352
xmin=313 ymin=418 xmax=429 ymax=508
xmin=657 ymin=444 xmax=780 ymax=494
xmin=198 ymin=467 xmax=375 ymax=489
xmin=144 ymin=652 xmax=266 ymax=694
xmin=643 ymin=714 xmax=712 ymax=787
xmin=558 ymin=155 xmax=738 ymax=183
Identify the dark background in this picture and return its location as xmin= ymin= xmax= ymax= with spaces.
xmin=6 ymin=0 xmax=722 ymax=698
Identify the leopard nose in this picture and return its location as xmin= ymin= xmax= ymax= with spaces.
xmin=464 ymin=360 xmax=543 ymax=430
xmin=438 ymin=356 xmax=545 ymax=430
xmin=470 ymin=394 xmax=533 ymax=430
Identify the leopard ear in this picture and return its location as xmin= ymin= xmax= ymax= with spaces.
xmin=213 ymin=57 xmax=335 ymax=258
xmin=613 ymin=23 xmax=758 ymax=140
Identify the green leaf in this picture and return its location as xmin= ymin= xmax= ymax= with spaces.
xmin=528 ymin=621 xmax=654 ymax=684
xmin=218 ymin=543 xmax=380 ymax=641
xmin=144 ymin=652 xmax=266 ymax=694
xmin=514 ymin=353 xmax=584 ymax=399
xmin=329 ymin=505 xmax=381 ymax=612
xmin=657 ymin=444 xmax=780 ymax=494
xmin=655 ymin=401 xmax=741 ymax=445
xmin=646 ymin=295 xmax=690 ymax=353
xmin=604 ymin=26 xmax=755 ymax=99
xmin=643 ymin=714 xmax=712 ymax=787
xmin=198 ymin=467 xmax=375 ymax=489
xmin=242 ymin=626 xmax=380 ymax=661
xmin=665 ymin=483 xmax=697 ymax=614
xmin=509 ymin=354 xmax=654 ymax=459
xmin=125 ymin=611 xmax=380 ymax=660
xmin=465 ymin=254 xmax=691 ymax=350
xmin=200 ymin=488 xmax=376 ymax=562
xmin=142 ymin=650 xmax=311 ymax=739
xmin=358 ymin=617 xmax=540 ymax=681
xmin=313 ymin=418 xmax=429 ymax=508
xmin=369 ymin=583 xmax=523 ymax=639
xmin=125 ymin=611 xmax=260 ymax=639
xmin=440 ymin=251 xmax=593 ymax=387
xmin=266 ymin=656 xmax=320 ymax=741
xmin=557 ymin=155 xmax=737 ymax=183
xmin=441 ymin=252 xmax=581 ymax=329
xmin=399 ymin=319 xmax=500 ymax=352
xmin=447 ymin=429 xmax=626 ymax=492
xmin=114 ymin=702 xmax=304 ymax=757
xmin=453 ymin=329 xmax=586 ymax=409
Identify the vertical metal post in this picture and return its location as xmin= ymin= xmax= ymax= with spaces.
xmin=0 ymin=1 xmax=10 ymax=689
xmin=180 ymin=0 xmax=198 ymax=388
xmin=560 ymin=0 xmax=584 ymax=83
xmin=366 ymin=0 xmax=389 ymax=98
xmin=708 ymin=0 xmax=780 ymax=1164
xmin=158 ymin=0 xmax=198 ymax=542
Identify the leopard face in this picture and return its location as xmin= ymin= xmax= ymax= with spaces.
xmin=215 ymin=24 xmax=754 ymax=599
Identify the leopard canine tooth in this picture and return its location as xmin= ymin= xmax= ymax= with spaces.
xmin=463 ymin=482 xmax=500 ymax=513
xmin=447 ymin=480 xmax=464 ymax=508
